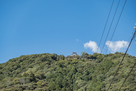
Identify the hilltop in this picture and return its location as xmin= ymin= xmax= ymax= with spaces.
xmin=0 ymin=52 xmax=136 ymax=91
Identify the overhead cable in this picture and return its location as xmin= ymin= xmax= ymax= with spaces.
xmin=107 ymin=27 xmax=136 ymax=91
xmin=119 ymin=62 xmax=136 ymax=91
xmin=105 ymin=0 xmax=127 ymax=54
xmin=101 ymin=0 xmax=121 ymax=53
xmin=118 ymin=26 xmax=136 ymax=91
xmin=97 ymin=0 xmax=114 ymax=53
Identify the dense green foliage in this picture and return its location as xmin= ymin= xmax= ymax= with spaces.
xmin=0 ymin=52 xmax=136 ymax=91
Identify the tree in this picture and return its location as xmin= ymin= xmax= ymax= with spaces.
xmin=51 ymin=53 xmax=57 ymax=60
xmin=29 ymin=72 xmax=36 ymax=82
xmin=81 ymin=52 xmax=88 ymax=56
xmin=81 ymin=52 xmax=88 ymax=59
xmin=59 ymin=55 xmax=65 ymax=60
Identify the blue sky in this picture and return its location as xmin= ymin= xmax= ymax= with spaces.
xmin=0 ymin=0 xmax=136 ymax=63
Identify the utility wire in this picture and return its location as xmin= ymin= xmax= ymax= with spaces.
xmin=97 ymin=0 xmax=127 ymax=76
xmin=119 ymin=63 xmax=136 ymax=91
xmin=97 ymin=0 xmax=127 ymax=82
xmin=97 ymin=0 xmax=114 ymax=53
xmin=118 ymin=26 xmax=136 ymax=91
xmin=105 ymin=0 xmax=127 ymax=54
xmin=101 ymin=0 xmax=121 ymax=53
xmin=127 ymin=28 xmax=135 ymax=46
xmin=128 ymin=25 xmax=136 ymax=42
xmin=107 ymin=28 xmax=136 ymax=91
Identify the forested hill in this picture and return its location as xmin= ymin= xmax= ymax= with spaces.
xmin=0 ymin=52 xmax=136 ymax=91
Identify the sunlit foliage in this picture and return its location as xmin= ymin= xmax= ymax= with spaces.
xmin=0 ymin=52 xmax=136 ymax=91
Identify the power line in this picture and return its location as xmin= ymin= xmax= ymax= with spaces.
xmin=101 ymin=0 xmax=121 ymax=53
xmin=97 ymin=0 xmax=127 ymax=75
xmin=97 ymin=0 xmax=114 ymax=53
xmin=128 ymin=28 xmax=135 ymax=42
xmin=107 ymin=27 xmax=136 ymax=91
xmin=97 ymin=0 xmax=127 ymax=77
xmin=119 ymin=63 xmax=136 ymax=91
xmin=118 ymin=26 xmax=136 ymax=91
xmin=105 ymin=0 xmax=127 ymax=54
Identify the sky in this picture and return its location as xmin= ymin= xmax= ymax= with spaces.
xmin=0 ymin=0 xmax=136 ymax=63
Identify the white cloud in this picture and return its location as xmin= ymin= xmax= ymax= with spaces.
xmin=105 ymin=40 xmax=129 ymax=53
xmin=84 ymin=41 xmax=100 ymax=53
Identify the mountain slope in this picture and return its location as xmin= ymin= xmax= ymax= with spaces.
xmin=0 ymin=53 xmax=136 ymax=91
